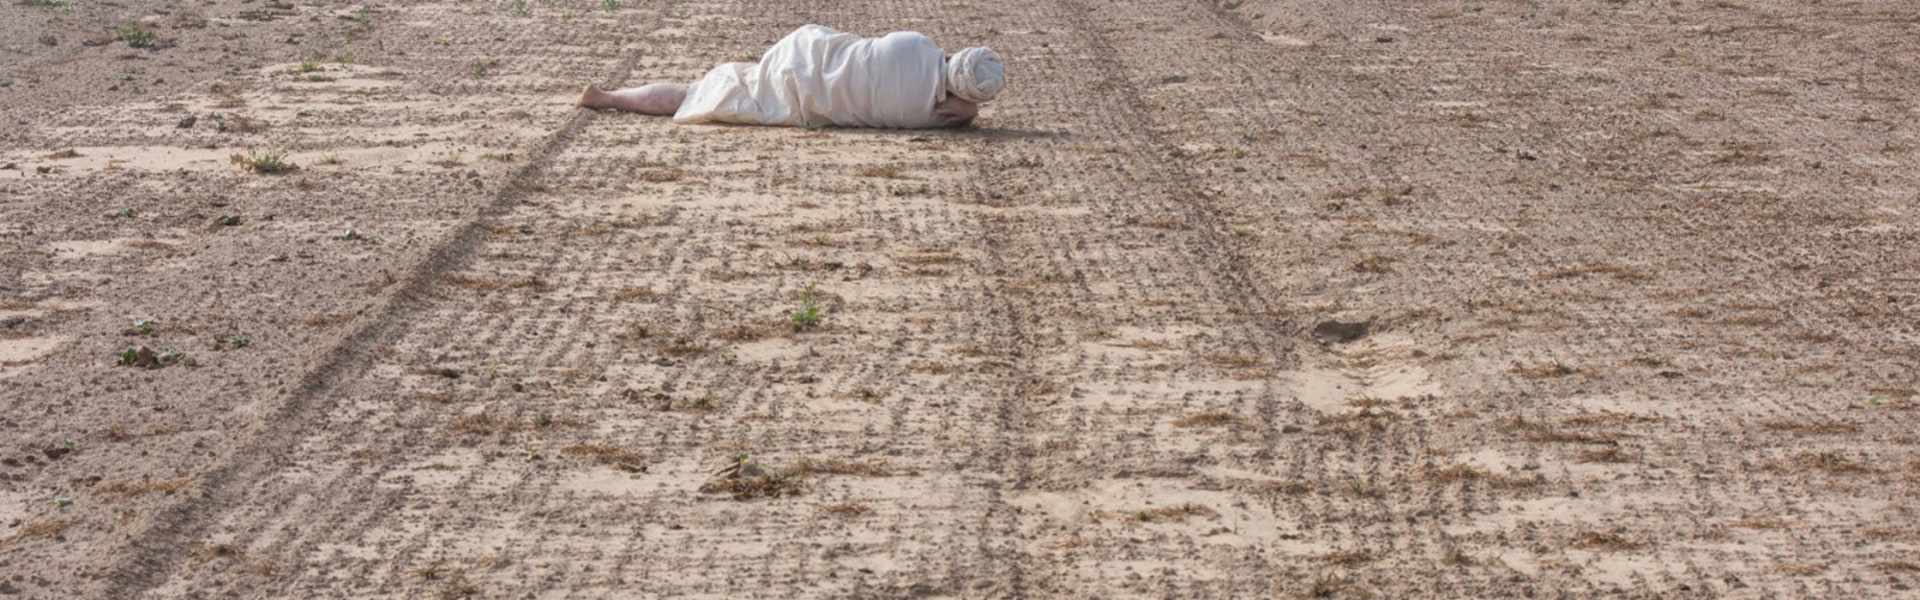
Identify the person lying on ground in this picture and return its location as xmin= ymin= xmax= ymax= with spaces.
xmin=577 ymin=24 xmax=1003 ymax=129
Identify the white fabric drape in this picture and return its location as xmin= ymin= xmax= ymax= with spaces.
xmin=674 ymin=25 xmax=947 ymax=129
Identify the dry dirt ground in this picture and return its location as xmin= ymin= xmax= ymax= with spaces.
xmin=2 ymin=0 xmax=1918 ymax=598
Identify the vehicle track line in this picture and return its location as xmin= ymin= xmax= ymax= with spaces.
xmin=96 ymin=30 xmax=665 ymax=599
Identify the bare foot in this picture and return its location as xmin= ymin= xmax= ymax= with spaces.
xmin=576 ymin=84 xmax=606 ymax=109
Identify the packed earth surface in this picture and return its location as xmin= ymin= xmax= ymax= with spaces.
xmin=2 ymin=0 xmax=1918 ymax=598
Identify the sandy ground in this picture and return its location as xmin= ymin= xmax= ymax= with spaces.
xmin=2 ymin=0 xmax=1918 ymax=598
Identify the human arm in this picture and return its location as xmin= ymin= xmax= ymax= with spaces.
xmin=933 ymin=95 xmax=978 ymax=128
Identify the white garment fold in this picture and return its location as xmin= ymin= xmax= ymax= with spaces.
xmin=674 ymin=25 xmax=947 ymax=129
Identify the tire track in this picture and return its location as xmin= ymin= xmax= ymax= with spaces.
xmin=94 ymin=7 xmax=675 ymax=595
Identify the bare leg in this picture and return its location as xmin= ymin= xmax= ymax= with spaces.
xmin=577 ymin=83 xmax=689 ymax=116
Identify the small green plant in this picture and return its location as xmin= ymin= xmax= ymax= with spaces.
xmin=118 ymin=347 xmax=140 ymax=366
xmin=133 ymin=319 xmax=153 ymax=335
xmin=296 ymin=58 xmax=320 ymax=73
xmin=721 ymin=352 xmax=739 ymax=366
xmin=469 ymin=58 xmax=499 ymax=77
xmin=790 ymin=281 xmax=823 ymax=331
xmin=601 ymin=0 xmax=620 ymax=10
xmin=118 ymin=207 xmax=137 ymax=218
xmin=534 ymin=413 xmax=554 ymax=428
xmin=226 ymin=334 xmax=251 ymax=348
xmin=118 ymin=25 xmax=158 ymax=48
xmin=231 ymin=151 xmax=295 ymax=174
xmin=24 ymin=0 xmax=74 ymax=9
xmin=524 ymin=446 xmax=541 ymax=462
xmin=338 ymin=227 xmax=366 ymax=241
xmin=511 ymin=0 xmax=531 ymax=17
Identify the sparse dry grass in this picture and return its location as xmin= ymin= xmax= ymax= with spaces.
xmin=1571 ymin=528 xmax=1647 ymax=551
xmin=1783 ymin=451 xmax=1875 ymax=474
xmin=854 ymin=165 xmax=909 ymax=179
xmin=1500 ymin=416 xmax=1614 ymax=444
xmin=3 ymin=519 xmax=72 ymax=545
xmin=563 ymin=444 xmax=645 ymax=472
xmin=435 ymin=273 xmax=554 ymax=293
xmin=789 ymin=458 xmax=893 ymax=478
xmin=1760 ymin=419 xmax=1859 ymax=435
xmin=1510 ymin=360 xmax=1579 ymax=379
xmin=1411 ymin=464 xmax=1539 ymax=489
xmin=1320 ymin=549 xmax=1374 ymax=566
xmin=1114 ymin=503 xmax=1215 ymax=523
xmin=1559 ymin=411 xmax=1663 ymax=427
xmin=1173 ymin=411 xmax=1256 ymax=431
xmin=97 ymin=475 xmax=194 ymax=502
xmin=635 ymin=168 xmax=685 ymax=182
xmin=1576 ymin=448 xmax=1637 ymax=464
xmin=1317 ymin=407 xmax=1399 ymax=437
xmin=302 ymin=313 xmax=355 ymax=327
xmin=1536 ymin=262 xmax=1655 ymax=283
xmin=700 ymin=471 xmax=807 ymax=500
xmin=122 ymin=239 xmax=175 ymax=250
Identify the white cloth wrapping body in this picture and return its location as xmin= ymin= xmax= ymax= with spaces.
xmin=673 ymin=25 xmax=947 ymax=128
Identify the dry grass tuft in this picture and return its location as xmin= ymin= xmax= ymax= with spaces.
xmin=1536 ymin=262 xmax=1655 ymax=283
xmin=712 ymin=319 xmax=787 ymax=342
xmin=302 ymin=313 xmax=355 ymax=327
xmin=1117 ymin=503 xmax=1216 ymax=523
xmin=1317 ymin=407 xmax=1399 ymax=437
xmin=563 ymin=444 xmax=645 ymax=472
xmin=436 ymin=273 xmax=554 ymax=293
xmin=1173 ymin=411 xmax=1256 ymax=431
xmin=635 ymin=168 xmax=685 ymax=182
xmin=1759 ymin=419 xmax=1859 ymax=435
xmin=789 ymin=458 xmax=893 ymax=478
xmin=1249 ymin=480 xmax=1313 ymax=496
xmin=1576 ymin=448 xmax=1637 ymax=464
xmin=1411 ymin=464 xmax=1539 ymax=489
xmin=1786 ymin=451 xmax=1875 ymax=474
xmin=448 ymin=413 xmax=521 ymax=436
xmin=1560 ymin=411 xmax=1663 ymax=427
xmin=700 ymin=471 xmax=807 ymax=500
xmin=1571 ymin=528 xmax=1648 ymax=551
xmin=1510 ymin=361 xmax=1579 ymax=379
xmin=1500 ymin=416 xmax=1614 ymax=444
xmin=3 ymin=519 xmax=73 ymax=545
xmin=1320 ymin=549 xmax=1375 ymax=566
xmin=122 ymin=239 xmax=175 ymax=250
xmin=854 ymin=165 xmax=909 ymax=179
